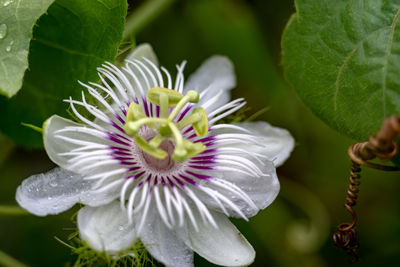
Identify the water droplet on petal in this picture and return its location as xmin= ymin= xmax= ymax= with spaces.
xmin=0 ymin=24 xmax=7 ymax=40
xmin=49 ymin=180 xmax=58 ymax=187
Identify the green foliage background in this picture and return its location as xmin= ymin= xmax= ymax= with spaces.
xmin=0 ymin=0 xmax=127 ymax=147
xmin=1 ymin=0 xmax=400 ymax=266
xmin=282 ymin=0 xmax=400 ymax=141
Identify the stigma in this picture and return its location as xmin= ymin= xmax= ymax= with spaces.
xmin=124 ymin=88 xmax=209 ymax=162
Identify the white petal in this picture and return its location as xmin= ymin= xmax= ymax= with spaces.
xmin=43 ymin=115 xmax=107 ymax=170
xmin=177 ymin=210 xmax=255 ymax=267
xmin=138 ymin=207 xmax=194 ymax=267
xmin=126 ymin=43 xmax=158 ymax=65
xmin=184 ymin=56 xmax=236 ymax=113
xmin=43 ymin=115 xmax=128 ymax=182
xmin=124 ymin=44 xmax=162 ymax=99
xmin=194 ymin=160 xmax=280 ymax=218
xmin=80 ymin=182 xmax=122 ymax=208
xmin=16 ymin=168 xmax=91 ymax=216
xmin=234 ymin=121 xmax=294 ymax=167
xmin=77 ymin=201 xmax=137 ymax=254
xmin=16 ymin=168 xmax=121 ymax=216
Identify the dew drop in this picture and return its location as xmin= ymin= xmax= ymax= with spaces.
xmin=3 ymin=0 xmax=12 ymax=7
xmin=49 ymin=180 xmax=58 ymax=187
xmin=118 ymin=226 xmax=124 ymax=231
xmin=5 ymin=40 xmax=13 ymax=52
xmin=0 ymin=24 xmax=7 ymax=40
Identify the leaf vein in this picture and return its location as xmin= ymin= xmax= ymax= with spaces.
xmin=33 ymin=38 xmax=105 ymax=60
xmin=381 ymin=8 xmax=400 ymax=118
xmin=333 ymin=26 xmax=390 ymax=111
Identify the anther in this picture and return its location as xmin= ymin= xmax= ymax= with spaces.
xmin=168 ymin=122 xmax=188 ymax=162
xmin=126 ymin=102 xmax=145 ymax=123
xmin=178 ymin=107 xmax=208 ymax=137
xmin=124 ymin=88 xmax=207 ymax=163
xmin=168 ymin=90 xmax=200 ymax=120
xmin=135 ymin=136 xmax=167 ymax=159
xmin=184 ymin=139 xmax=206 ymax=158
xmin=147 ymin=87 xmax=183 ymax=106
xmin=124 ymin=117 xmax=165 ymax=136
xmin=159 ymin=92 xmax=169 ymax=118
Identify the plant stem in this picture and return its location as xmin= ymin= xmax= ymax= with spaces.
xmin=123 ymin=0 xmax=175 ymax=40
xmin=0 ymin=250 xmax=28 ymax=267
xmin=0 ymin=206 xmax=29 ymax=216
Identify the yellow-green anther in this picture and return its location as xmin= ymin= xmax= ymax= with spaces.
xmin=148 ymin=134 xmax=164 ymax=148
xmin=177 ymin=111 xmax=202 ymax=129
xmin=168 ymin=90 xmax=200 ymax=121
xmin=186 ymin=90 xmax=200 ymax=103
xmin=191 ymin=108 xmax=209 ymax=137
xmin=159 ymin=92 xmax=169 ymax=118
xmin=135 ymin=136 xmax=167 ymax=159
xmin=124 ymin=117 xmax=165 ymax=136
xmin=169 ymin=122 xmax=188 ymax=162
xmin=177 ymin=107 xmax=208 ymax=137
xmin=172 ymin=147 xmax=188 ymax=162
xmin=126 ymin=102 xmax=145 ymax=123
xmin=184 ymin=139 xmax=206 ymax=158
xmin=128 ymin=88 xmax=207 ymax=162
xmin=148 ymin=87 xmax=183 ymax=106
xmin=124 ymin=121 xmax=138 ymax=136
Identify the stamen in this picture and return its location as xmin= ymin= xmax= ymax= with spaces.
xmin=169 ymin=122 xmax=187 ymax=161
xmin=147 ymin=87 xmax=183 ymax=106
xmin=159 ymin=92 xmax=169 ymax=118
xmin=135 ymin=136 xmax=168 ymax=159
xmin=177 ymin=108 xmax=203 ymax=128
xmin=190 ymin=108 xmax=209 ymax=137
xmin=184 ymin=139 xmax=206 ymax=158
xmin=168 ymin=90 xmax=199 ymax=120
xmin=124 ymin=88 xmax=207 ymax=162
xmin=124 ymin=117 xmax=164 ymax=136
xmin=148 ymin=135 xmax=164 ymax=148
xmin=127 ymin=102 xmax=145 ymax=122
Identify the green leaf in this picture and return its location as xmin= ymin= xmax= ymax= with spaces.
xmin=0 ymin=0 xmax=55 ymax=97
xmin=0 ymin=0 xmax=127 ymax=147
xmin=282 ymin=0 xmax=400 ymax=140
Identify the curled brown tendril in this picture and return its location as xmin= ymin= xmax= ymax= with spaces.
xmin=333 ymin=115 xmax=400 ymax=263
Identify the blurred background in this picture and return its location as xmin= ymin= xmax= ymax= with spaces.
xmin=1 ymin=0 xmax=400 ymax=266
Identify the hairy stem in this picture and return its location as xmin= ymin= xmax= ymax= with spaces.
xmin=0 ymin=206 xmax=29 ymax=216
xmin=124 ymin=0 xmax=176 ymax=40
xmin=0 ymin=250 xmax=28 ymax=267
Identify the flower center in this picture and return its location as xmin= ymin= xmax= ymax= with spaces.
xmin=124 ymin=88 xmax=209 ymax=162
xmin=142 ymin=138 xmax=175 ymax=170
